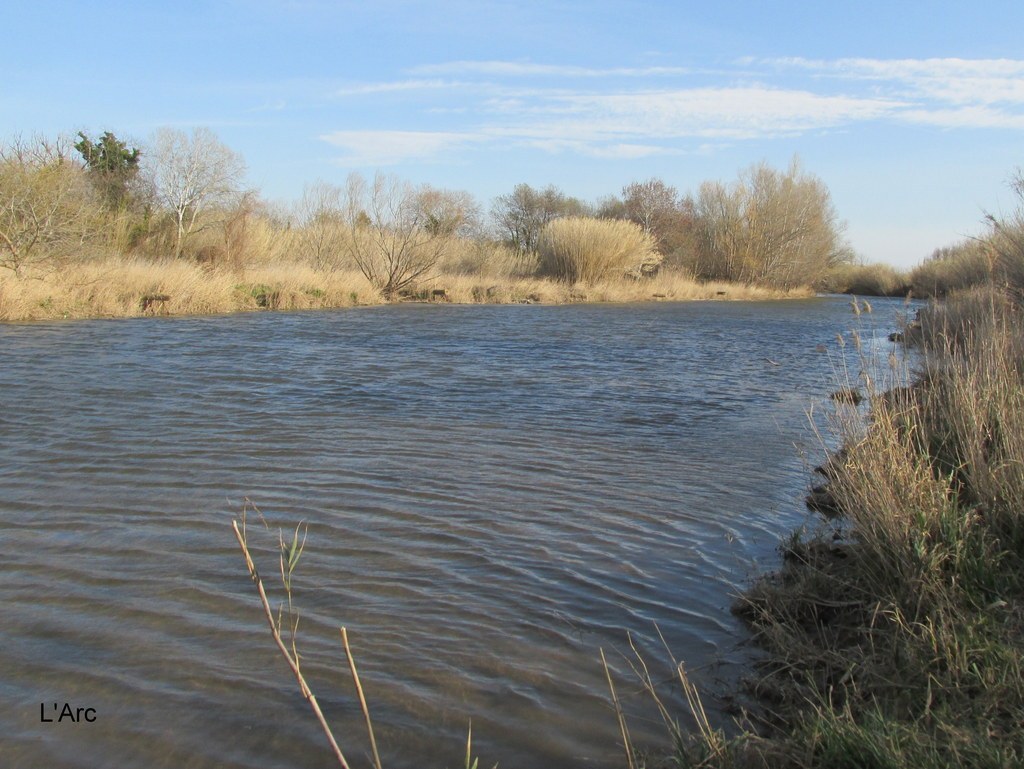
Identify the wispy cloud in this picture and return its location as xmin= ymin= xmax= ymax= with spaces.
xmin=319 ymin=129 xmax=483 ymax=165
xmin=333 ymin=79 xmax=469 ymax=97
xmin=546 ymin=87 xmax=902 ymax=140
xmin=410 ymin=60 xmax=692 ymax=78
xmin=897 ymin=106 xmax=1024 ymax=130
xmin=317 ymin=87 xmax=898 ymax=166
xmin=765 ymin=56 xmax=1024 ymax=106
xmin=320 ymin=57 xmax=1024 ymax=166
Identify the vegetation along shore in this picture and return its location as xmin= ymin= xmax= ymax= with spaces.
xmin=2 ymin=128 xmax=879 ymax=322
xmin=9 ymin=122 xmax=1024 ymax=767
xmin=653 ymin=174 xmax=1024 ymax=768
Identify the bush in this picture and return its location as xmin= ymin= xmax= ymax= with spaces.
xmin=818 ymin=262 xmax=910 ymax=296
xmin=0 ymin=136 xmax=101 ymax=274
xmin=689 ymin=159 xmax=849 ymax=289
xmin=910 ymin=239 xmax=993 ymax=297
xmin=536 ymin=216 xmax=660 ymax=283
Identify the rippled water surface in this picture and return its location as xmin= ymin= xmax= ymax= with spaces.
xmin=0 ymin=298 xmax=915 ymax=768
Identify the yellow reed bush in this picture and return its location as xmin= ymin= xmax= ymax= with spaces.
xmin=537 ymin=217 xmax=661 ymax=283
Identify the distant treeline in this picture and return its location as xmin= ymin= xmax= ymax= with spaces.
xmin=4 ymin=127 xmax=1020 ymax=303
xmin=2 ymin=127 xmax=855 ymax=296
xmin=823 ymin=172 xmax=1024 ymax=298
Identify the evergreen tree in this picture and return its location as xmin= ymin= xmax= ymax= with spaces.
xmin=75 ymin=131 xmax=141 ymax=209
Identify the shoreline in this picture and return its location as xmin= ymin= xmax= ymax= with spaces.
xmin=679 ymin=287 xmax=1024 ymax=767
xmin=0 ymin=257 xmax=813 ymax=323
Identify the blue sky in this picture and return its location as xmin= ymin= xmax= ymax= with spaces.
xmin=4 ymin=0 xmax=1023 ymax=267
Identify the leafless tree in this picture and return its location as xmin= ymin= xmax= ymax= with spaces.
xmin=691 ymin=159 xmax=849 ymax=288
xmin=297 ymin=180 xmax=348 ymax=272
xmin=0 ymin=135 xmax=99 ymax=275
xmin=490 ymin=183 xmax=588 ymax=254
xmin=341 ymin=172 xmax=469 ymax=299
xmin=145 ymin=127 xmax=247 ymax=257
xmin=622 ymin=178 xmax=679 ymax=237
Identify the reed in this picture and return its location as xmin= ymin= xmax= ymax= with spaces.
xmin=818 ymin=262 xmax=910 ymax=297
xmin=537 ymin=217 xmax=661 ymax=283
xmin=0 ymin=257 xmax=380 ymax=320
xmin=0 ymin=256 xmax=814 ymax=321
xmin=664 ymin=287 xmax=1024 ymax=768
xmin=425 ymin=270 xmax=811 ymax=305
xmin=232 ymin=501 xmax=492 ymax=769
xmin=232 ymin=505 xmax=354 ymax=769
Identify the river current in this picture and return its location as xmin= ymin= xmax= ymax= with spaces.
xmin=0 ymin=297 xmax=914 ymax=768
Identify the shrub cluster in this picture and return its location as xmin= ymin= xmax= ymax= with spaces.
xmin=817 ymin=262 xmax=910 ymax=296
xmin=536 ymin=216 xmax=661 ymax=283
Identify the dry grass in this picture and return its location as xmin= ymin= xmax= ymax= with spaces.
xmin=818 ymin=262 xmax=910 ymax=297
xmin=537 ymin=217 xmax=662 ymax=283
xmin=678 ymin=288 xmax=1024 ymax=769
xmin=423 ymin=270 xmax=811 ymax=305
xmin=435 ymin=237 xmax=538 ymax=278
xmin=0 ymin=257 xmax=814 ymax=321
xmin=0 ymin=257 xmax=380 ymax=320
xmin=910 ymin=239 xmax=994 ymax=298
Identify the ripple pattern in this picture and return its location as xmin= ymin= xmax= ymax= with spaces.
xmin=0 ymin=298 xmax=917 ymax=768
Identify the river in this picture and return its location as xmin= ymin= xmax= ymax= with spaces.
xmin=0 ymin=296 xmax=915 ymax=768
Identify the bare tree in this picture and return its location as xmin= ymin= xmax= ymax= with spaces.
xmin=490 ymin=183 xmax=588 ymax=254
xmin=691 ymin=159 xmax=848 ymax=288
xmin=622 ymin=178 xmax=679 ymax=237
xmin=341 ymin=172 xmax=467 ymax=299
xmin=0 ymin=135 xmax=99 ymax=275
xmin=146 ymin=127 xmax=247 ymax=257
xmin=297 ymin=180 xmax=348 ymax=272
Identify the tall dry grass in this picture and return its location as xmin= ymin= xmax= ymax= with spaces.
xmin=426 ymin=270 xmax=811 ymax=305
xmin=0 ymin=257 xmax=379 ymax=320
xmin=537 ymin=217 xmax=661 ymax=283
xmin=910 ymin=239 xmax=994 ymax=297
xmin=818 ymin=262 xmax=910 ymax=297
xmin=675 ymin=288 xmax=1024 ymax=768
xmin=0 ymin=256 xmax=814 ymax=321
xmin=435 ymin=237 xmax=538 ymax=278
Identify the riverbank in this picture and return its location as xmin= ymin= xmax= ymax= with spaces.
xmin=0 ymin=258 xmax=811 ymax=321
xmin=676 ymin=286 xmax=1024 ymax=768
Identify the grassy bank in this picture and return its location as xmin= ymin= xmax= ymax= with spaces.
xmin=664 ymin=286 xmax=1024 ymax=768
xmin=0 ymin=257 xmax=810 ymax=322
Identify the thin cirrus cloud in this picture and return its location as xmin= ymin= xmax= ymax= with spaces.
xmin=409 ymin=60 xmax=693 ymax=78
xmin=320 ymin=57 xmax=1024 ymax=166
xmin=332 ymin=79 xmax=471 ymax=97
xmin=319 ymin=129 xmax=484 ymax=166
xmin=544 ymin=88 xmax=902 ymax=139
xmin=763 ymin=57 xmax=1024 ymax=111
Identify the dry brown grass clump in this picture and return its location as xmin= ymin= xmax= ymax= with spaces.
xmin=0 ymin=258 xmax=379 ymax=320
xmin=537 ymin=217 xmax=661 ymax=283
xmin=420 ymin=270 xmax=811 ymax=305
xmin=818 ymin=262 xmax=910 ymax=297
xmin=694 ymin=289 xmax=1024 ymax=769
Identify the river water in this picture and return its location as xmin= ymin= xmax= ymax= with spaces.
xmin=0 ymin=297 xmax=914 ymax=768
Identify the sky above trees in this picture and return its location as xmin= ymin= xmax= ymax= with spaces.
xmin=4 ymin=0 xmax=1023 ymax=268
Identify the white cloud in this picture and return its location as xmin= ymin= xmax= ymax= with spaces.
xmin=897 ymin=106 xmax=1024 ymax=130
xmin=320 ymin=57 xmax=1024 ymax=167
xmin=333 ymin=79 xmax=468 ymax=97
xmin=319 ymin=130 xmax=482 ymax=165
xmin=548 ymin=87 xmax=902 ymax=140
xmin=319 ymin=85 xmax=901 ymax=165
xmin=768 ymin=57 xmax=1024 ymax=106
xmin=410 ymin=60 xmax=692 ymax=78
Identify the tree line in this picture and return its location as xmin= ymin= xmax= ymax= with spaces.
xmin=0 ymin=127 xmax=853 ymax=295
